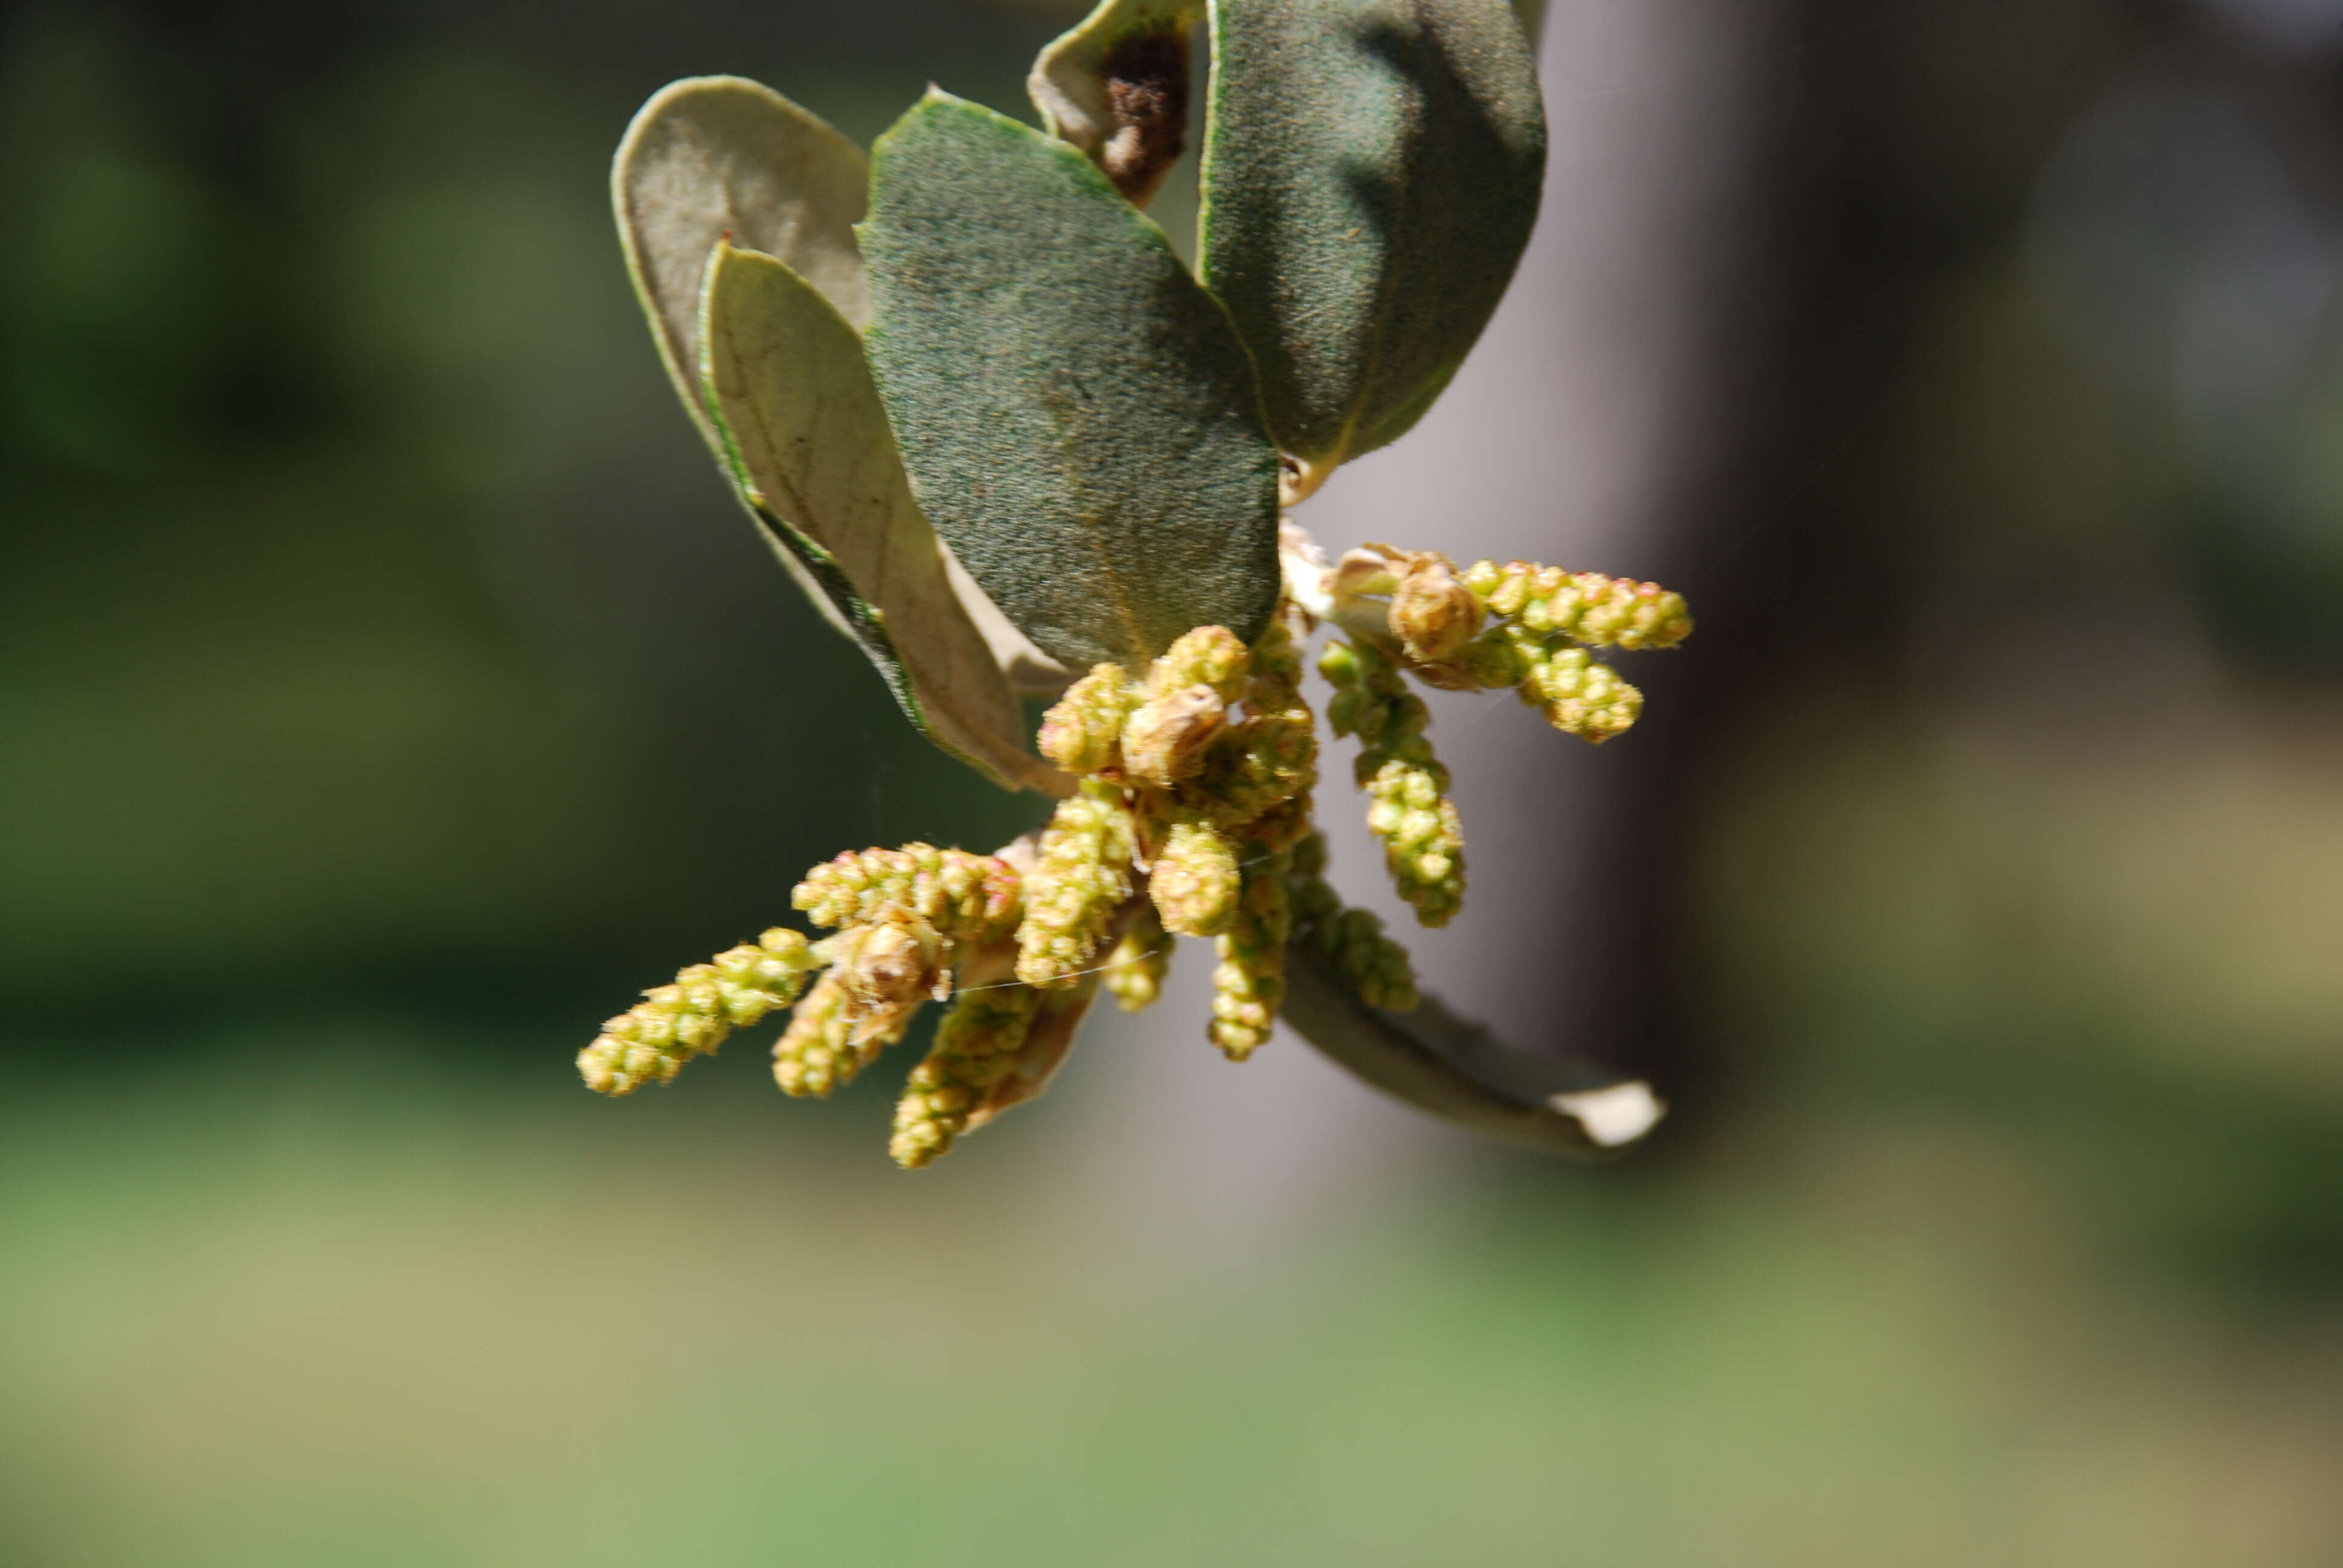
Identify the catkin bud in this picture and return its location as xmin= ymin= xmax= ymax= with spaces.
xmin=580 ymin=927 xmax=819 ymax=1094
xmin=1121 ymin=684 xmax=1227 ymax=785
xmin=1037 ymin=664 xmax=1138 ymax=776
xmin=820 ymin=913 xmax=947 ymax=1009
xmin=1151 ymin=819 xmax=1240 ymax=936
xmin=1391 ymin=558 xmax=1484 ymax=664
xmin=812 ymin=911 xmax=951 ymax=1053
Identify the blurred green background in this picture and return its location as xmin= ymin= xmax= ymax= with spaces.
xmin=3 ymin=1 xmax=2339 ymax=1563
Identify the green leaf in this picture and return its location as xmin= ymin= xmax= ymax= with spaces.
xmin=861 ymin=91 xmax=1282 ymax=673
xmin=1282 ymin=944 xmax=1665 ymax=1156
xmin=1029 ymin=0 xmax=1204 ymax=206
xmin=1199 ymin=0 xmax=1547 ymax=498
xmin=699 ymin=242 xmax=1058 ymax=793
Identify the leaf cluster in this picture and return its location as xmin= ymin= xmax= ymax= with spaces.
xmin=614 ymin=0 xmax=1545 ymax=788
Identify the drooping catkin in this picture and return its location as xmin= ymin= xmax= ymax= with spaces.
xmin=1515 ymin=639 xmax=1643 ymax=742
xmin=1319 ymin=638 xmax=1466 ymax=927
xmin=890 ymin=983 xmax=1044 ymax=1168
xmin=1105 ymin=902 xmax=1172 ymax=1014
xmin=1015 ymin=784 xmax=1139 ymax=987
xmin=1286 ymin=831 xmax=1419 ymax=1011
xmin=770 ymin=971 xmax=869 ymax=1097
xmin=580 ymin=927 xmax=820 ymax=1094
xmin=1208 ymin=844 xmax=1292 ymax=1061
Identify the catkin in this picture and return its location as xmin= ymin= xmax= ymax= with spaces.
xmin=890 ymin=984 xmax=1045 ymax=1168
xmin=1015 ymin=786 xmax=1139 ymax=987
xmin=580 ymin=927 xmax=819 ymax=1094
xmin=1319 ymin=638 xmax=1467 ymax=927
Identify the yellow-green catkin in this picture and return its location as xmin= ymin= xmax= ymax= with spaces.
xmin=771 ymin=971 xmax=866 ymax=1097
xmin=580 ymin=927 xmax=819 ymax=1094
xmin=1286 ymin=831 xmax=1419 ymax=1011
xmin=1219 ymin=615 xmax=1317 ymax=822
xmin=1429 ymin=558 xmax=1687 ymax=744
xmin=1210 ymin=843 xmax=1292 ymax=1060
xmin=1105 ymin=903 xmax=1171 ymax=1013
xmin=890 ymin=983 xmax=1045 ymax=1168
xmin=1145 ymin=625 xmax=1252 ymax=704
xmin=1151 ymin=819 xmax=1240 ymax=936
xmin=1319 ymin=638 xmax=1467 ymax=927
xmin=1461 ymin=560 xmax=1693 ymax=650
xmin=1514 ymin=635 xmax=1643 ymax=742
xmin=1015 ymin=783 xmax=1139 ymax=987
xmin=791 ymin=844 xmax=1020 ymax=944
xmin=1037 ymin=664 xmax=1137 ymax=776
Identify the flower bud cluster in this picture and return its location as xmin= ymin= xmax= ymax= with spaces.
xmin=1034 ymin=618 xmax=1317 ymax=965
xmin=890 ymin=983 xmax=1046 ymax=1168
xmin=579 ymin=927 xmax=820 ymax=1094
xmin=1460 ymin=560 xmax=1693 ymax=651
xmin=1015 ymin=783 xmax=1139 ymax=987
xmin=1286 ymin=831 xmax=1419 ymax=1012
xmin=1319 ymin=638 xmax=1467 ymax=927
xmin=767 ymin=841 xmax=1031 ymax=1095
xmin=1182 ymin=615 xmax=1317 ymax=828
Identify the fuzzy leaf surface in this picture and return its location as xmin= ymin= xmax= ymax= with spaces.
xmin=700 ymin=243 xmax=1052 ymax=792
xmin=1199 ymin=0 xmax=1546 ymax=492
xmin=862 ymin=91 xmax=1280 ymax=673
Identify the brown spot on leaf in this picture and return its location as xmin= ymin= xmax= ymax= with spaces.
xmin=1099 ymin=28 xmax=1190 ymax=206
